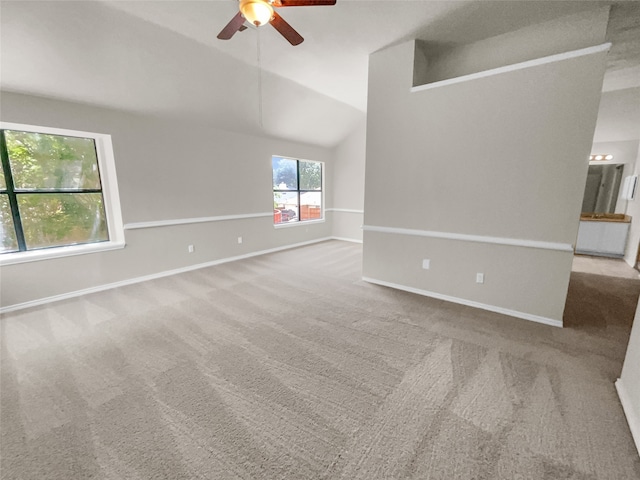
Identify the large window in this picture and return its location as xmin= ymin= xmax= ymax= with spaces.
xmin=272 ymin=156 xmax=323 ymax=225
xmin=0 ymin=123 xmax=124 ymax=264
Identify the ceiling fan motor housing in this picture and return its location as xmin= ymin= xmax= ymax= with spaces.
xmin=240 ymin=0 xmax=274 ymax=26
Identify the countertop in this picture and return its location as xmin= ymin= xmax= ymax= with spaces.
xmin=580 ymin=213 xmax=631 ymax=223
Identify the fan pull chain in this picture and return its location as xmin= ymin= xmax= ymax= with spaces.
xmin=257 ymin=27 xmax=263 ymax=129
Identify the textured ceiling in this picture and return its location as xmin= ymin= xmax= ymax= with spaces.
xmin=1 ymin=0 xmax=639 ymax=147
xmin=603 ymin=1 xmax=640 ymax=92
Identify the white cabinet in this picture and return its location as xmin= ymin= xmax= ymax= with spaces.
xmin=576 ymin=221 xmax=630 ymax=256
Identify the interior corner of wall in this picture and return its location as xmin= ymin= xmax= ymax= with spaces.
xmin=413 ymin=39 xmax=429 ymax=88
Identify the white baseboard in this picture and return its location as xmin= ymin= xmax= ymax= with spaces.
xmin=362 ymin=276 xmax=563 ymax=328
xmin=0 ymin=237 xmax=333 ymax=314
xmin=616 ymin=378 xmax=640 ymax=456
xmin=624 ymin=255 xmax=637 ymax=269
xmin=331 ymin=236 xmax=363 ymax=244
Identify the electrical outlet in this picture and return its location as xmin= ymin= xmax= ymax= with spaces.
xmin=188 ymin=244 xmax=195 ymax=253
xmin=422 ymin=259 xmax=430 ymax=270
xmin=237 ymin=236 xmax=243 ymax=244
xmin=476 ymin=273 xmax=484 ymax=284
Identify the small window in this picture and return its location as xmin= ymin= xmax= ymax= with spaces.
xmin=272 ymin=156 xmax=323 ymax=225
xmin=0 ymin=123 xmax=124 ymax=264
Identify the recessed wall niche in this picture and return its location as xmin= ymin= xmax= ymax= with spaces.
xmin=412 ymin=7 xmax=609 ymax=88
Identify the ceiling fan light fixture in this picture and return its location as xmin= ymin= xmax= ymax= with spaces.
xmin=240 ymin=0 xmax=274 ymax=26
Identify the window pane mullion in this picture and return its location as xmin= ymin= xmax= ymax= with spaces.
xmin=13 ymin=189 xmax=103 ymax=194
xmin=0 ymin=130 xmax=26 ymax=251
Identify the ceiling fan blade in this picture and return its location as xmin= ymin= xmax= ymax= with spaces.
xmin=272 ymin=0 xmax=336 ymax=6
xmin=239 ymin=25 xmax=248 ymax=32
xmin=270 ymin=11 xmax=304 ymax=45
xmin=217 ymin=12 xmax=246 ymax=40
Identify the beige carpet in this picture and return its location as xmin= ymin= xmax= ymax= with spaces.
xmin=1 ymin=240 xmax=639 ymax=479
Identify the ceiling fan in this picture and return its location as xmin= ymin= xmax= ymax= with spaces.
xmin=217 ymin=0 xmax=336 ymax=46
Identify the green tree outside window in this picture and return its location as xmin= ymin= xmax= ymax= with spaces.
xmin=0 ymin=129 xmax=109 ymax=253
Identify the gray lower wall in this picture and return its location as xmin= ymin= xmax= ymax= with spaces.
xmin=331 ymin=211 xmax=364 ymax=242
xmin=0 ymin=92 xmax=334 ymax=309
xmin=363 ymin=232 xmax=573 ymax=321
xmin=1 ymin=217 xmax=332 ymax=308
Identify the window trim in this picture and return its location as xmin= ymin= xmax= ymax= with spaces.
xmin=272 ymin=155 xmax=325 ymax=228
xmin=0 ymin=122 xmax=125 ymax=266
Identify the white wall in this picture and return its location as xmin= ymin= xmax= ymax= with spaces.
xmin=624 ymin=146 xmax=640 ymax=266
xmin=363 ymin=11 xmax=609 ymax=325
xmin=0 ymin=92 xmax=335 ymax=309
xmin=331 ymin=118 xmax=366 ymax=242
xmin=617 ymin=300 xmax=640 ymax=456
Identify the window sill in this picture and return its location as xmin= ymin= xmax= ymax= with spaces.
xmin=274 ymin=218 xmax=325 ymax=229
xmin=0 ymin=241 xmax=126 ymax=266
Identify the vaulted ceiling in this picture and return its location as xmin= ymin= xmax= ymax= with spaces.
xmin=1 ymin=1 xmax=638 ymax=147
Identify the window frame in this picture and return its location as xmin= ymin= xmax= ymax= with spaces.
xmin=0 ymin=122 xmax=125 ymax=266
xmin=272 ymin=155 xmax=324 ymax=228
